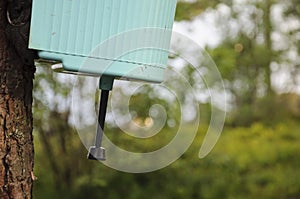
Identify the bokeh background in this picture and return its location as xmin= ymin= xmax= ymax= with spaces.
xmin=33 ymin=0 xmax=300 ymax=198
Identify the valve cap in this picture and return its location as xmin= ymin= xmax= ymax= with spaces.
xmin=87 ymin=146 xmax=106 ymax=161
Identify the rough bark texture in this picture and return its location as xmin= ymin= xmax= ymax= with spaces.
xmin=0 ymin=0 xmax=36 ymax=198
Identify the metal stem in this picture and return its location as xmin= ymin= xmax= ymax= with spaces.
xmin=88 ymin=76 xmax=114 ymax=160
xmin=95 ymin=89 xmax=109 ymax=148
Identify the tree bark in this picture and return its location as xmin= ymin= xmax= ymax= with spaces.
xmin=0 ymin=0 xmax=36 ymax=198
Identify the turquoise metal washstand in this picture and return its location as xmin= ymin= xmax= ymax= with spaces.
xmin=29 ymin=0 xmax=177 ymax=160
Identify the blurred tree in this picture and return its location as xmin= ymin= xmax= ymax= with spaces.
xmin=33 ymin=67 xmax=96 ymax=198
xmin=206 ymin=0 xmax=299 ymax=125
xmin=174 ymin=0 xmax=300 ymax=126
xmin=0 ymin=0 xmax=36 ymax=198
xmin=282 ymin=0 xmax=300 ymax=82
xmin=175 ymin=0 xmax=232 ymax=21
xmin=220 ymin=1 xmax=273 ymax=96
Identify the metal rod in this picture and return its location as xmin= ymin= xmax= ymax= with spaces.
xmin=88 ymin=76 xmax=114 ymax=160
xmin=95 ymin=89 xmax=109 ymax=148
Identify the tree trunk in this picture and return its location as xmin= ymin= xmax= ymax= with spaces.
xmin=263 ymin=0 xmax=274 ymax=95
xmin=0 ymin=0 xmax=36 ymax=198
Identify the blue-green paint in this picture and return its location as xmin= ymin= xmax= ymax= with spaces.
xmin=29 ymin=0 xmax=177 ymax=83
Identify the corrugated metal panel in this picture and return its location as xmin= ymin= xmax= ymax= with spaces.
xmin=29 ymin=0 xmax=177 ymax=82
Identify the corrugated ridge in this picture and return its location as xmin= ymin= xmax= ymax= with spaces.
xmin=44 ymin=0 xmax=176 ymax=66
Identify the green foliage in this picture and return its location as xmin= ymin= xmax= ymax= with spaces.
xmin=227 ymin=93 xmax=300 ymax=126
xmin=175 ymin=0 xmax=231 ymax=21
xmin=33 ymin=121 xmax=300 ymax=199
xmin=207 ymin=43 xmax=236 ymax=81
xmin=175 ymin=1 xmax=205 ymax=21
